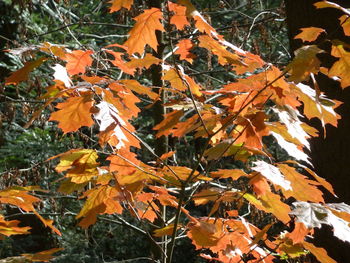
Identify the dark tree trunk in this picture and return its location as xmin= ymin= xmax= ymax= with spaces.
xmin=285 ymin=0 xmax=350 ymax=261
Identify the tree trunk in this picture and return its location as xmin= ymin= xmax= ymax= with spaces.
xmin=285 ymin=0 xmax=350 ymax=261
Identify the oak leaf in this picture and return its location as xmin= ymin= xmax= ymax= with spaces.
xmin=5 ymin=57 xmax=46 ymax=85
xmin=302 ymin=242 xmax=336 ymax=263
xmin=64 ymin=50 xmax=93 ymax=75
xmin=22 ymin=248 xmax=63 ymax=262
xmin=109 ymin=0 xmax=133 ymax=12
xmin=329 ymin=43 xmax=350 ymax=88
xmin=124 ymin=8 xmax=165 ymax=55
xmin=294 ymin=27 xmax=325 ymax=42
xmin=175 ymin=39 xmax=196 ymax=63
xmin=49 ymin=94 xmax=95 ymax=133
xmin=168 ymin=1 xmax=190 ymax=30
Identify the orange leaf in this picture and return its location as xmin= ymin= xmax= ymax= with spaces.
xmin=154 ymin=110 xmax=184 ymax=137
xmin=249 ymin=174 xmax=270 ymax=197
xmin=22 ymin=248 xmax=63 ymax=262
xmin=0 ymin=215 xmax=31 ymax=237
xmin=302 ymin=242 xmax=336 ymax=263
xmin=5 ymin=57 xmax=46 ymax=85
xmin=109 ymin=0 xmax=133 ymax=12
xmin=49 ymin=94 xmax=95 ymax=133
xmin=125 ymin=53 xmax=161 ymax=70
xmin=64 ymin=50 xmax=93 ymax=75
xmin=168 ymin=1 xmax=190 ymax=30
xmin=175 ymin=39 xmax=196 ymax=63
xmin=198 ymin=35 xmax=242 ymax=66
xmin=105 ymin=50 xmax=135 ymax=75
xmin=124 ymin=8 xmax=165 ymax=55
xmin=340 ymin=15 xmax=350 ymax=36
xmin=294 ymin=27 xmax=325 ymax=42
xmin=277 ymin=164 xmax=324 ymax=203
xmin=287 ymin=222 xmax=309 ymax=244
xmin=210 ymin=169 xmax=248 ymax=180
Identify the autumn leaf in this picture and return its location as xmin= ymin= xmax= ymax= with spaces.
xmin=294 ymin=27 xmax=325 ymax=42
xmin=277 ymin=164 xmax=324 ymax=203
xmin=329 ymin=43 xmax=350 ymax=88
xmin=5 ymin=57 xmax=46 ymax=85
xmin=153 ymin=224 xmax=182 ymax=237
xmin=124 ymin=8 xmax=164 ymax=55
xmin=125 ymin=53 xmax=161 ymax=70
xmin=340 ymin=15 xmax=350 ymax=36
xmin=22 ymin=248 xmax=63 ymax=262
xmin=49 ymin=94 xmax=95 ymax=133
xmin=286 ymin=45 xmax=323 ymax=82
xmin=168 ymin=1 xmax=190 ymax=30
xmin=64 ymin=50 xmax=93 ymax=75
xmin=0 ymin=215 xmax=31 ymax=237
xmin=175 ymin=39 xmax=196 ymax=63
xmin=292 ymin=83 xmax=341 ymax=128
xmin=303 ymin=242 xmax=336 ymax=263
xmin=105 ymin=49 xmax=135 ymax=75
xmin=287 ymin=222 xmax=309 ymax=244
xmin=198 ymin=35 xmax=242 ymax=66
xmin=109 ymin=0 xmax=133 ymax=12
xmin=154 ymin=110 xmax=184 ymax=137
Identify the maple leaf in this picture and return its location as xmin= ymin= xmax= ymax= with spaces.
xmin=294 ymin=27 xmax=325 ymax=42
xmin=109 ymin=0 xmax=133 ymax=12
xmin=5 ymin=57 xmax=46 ymax=85
xmin=175 ymin=39 xmax=196 ymax=63
xmin=49 ymin=94 xmax=95 ymax=133
xmin=329 ymin=43 xmax=350 ymax=88
xmin=124 ymin=8 xmax=165 ymax=55
xmin=64 ymin=50 xmax=93 ymax=75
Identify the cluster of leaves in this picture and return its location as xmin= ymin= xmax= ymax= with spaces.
xmin=2 ymin=0 xmax=350 ymax=262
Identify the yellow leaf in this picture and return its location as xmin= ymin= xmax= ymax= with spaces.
xmin=329 ymin=44 xmax=350 ymax=88
xmin=286 ymin=45 xmax=323 ymax=83
xmin=153 ymin=224 xmax=182 ymax=237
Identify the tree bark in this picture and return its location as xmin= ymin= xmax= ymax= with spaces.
xmin=285 ymin=0 xmax=350 ymax=261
